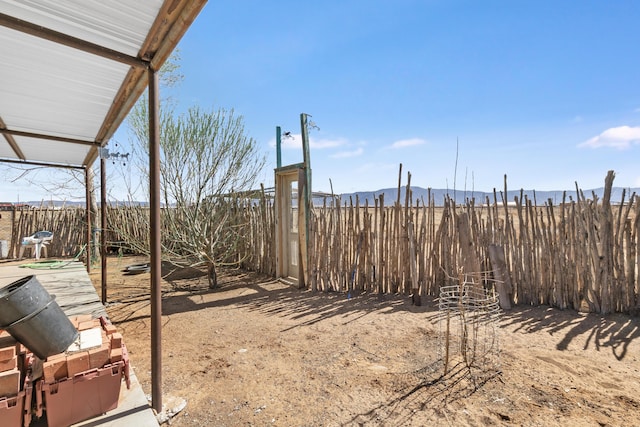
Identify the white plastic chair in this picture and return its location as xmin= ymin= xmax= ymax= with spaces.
xmin=19 ymin=231 xmax=54 ymax=260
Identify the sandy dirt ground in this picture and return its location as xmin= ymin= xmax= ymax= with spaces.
xmin=89 ymin=256 xmax=640 ymax=427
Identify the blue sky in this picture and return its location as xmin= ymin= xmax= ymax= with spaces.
xmin=4 ymin=0 xmax=640 ymax=201
xmin=173 ymin=0 xmax=640 ymax=195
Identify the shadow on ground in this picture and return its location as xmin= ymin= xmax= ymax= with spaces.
xmin=501 ymin=305 xmax=640 ymax=360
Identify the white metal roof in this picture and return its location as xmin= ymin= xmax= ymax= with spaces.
xmin=0 ymin=0 xmax=207 ymax=169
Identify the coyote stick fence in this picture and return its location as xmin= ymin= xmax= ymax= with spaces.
xmin=7 ymin=172 xmax=638 ymax=315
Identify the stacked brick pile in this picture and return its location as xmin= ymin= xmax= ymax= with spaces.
xmin=33 ymin=315 xmax=129 ymax=427
xmin=37 ymin=315 xmax=125 ymax=384
xmin=0 ymin=314 xmax=129 ymax=427
xmin=0 ymin=330 xmax=30 ymax=427
xmin=0 ymin=331 xmax=22 ymax=399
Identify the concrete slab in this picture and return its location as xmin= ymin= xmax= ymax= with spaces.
xmin=0 ymin=261 xmax=159 ymax=427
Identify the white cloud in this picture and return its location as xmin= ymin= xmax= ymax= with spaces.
xmin=310 ymin=137 xmax=346 ymax=149
xmin=268 ymin=134 xmax=347 ymax=150
xmin=578 ymin=126 xmax=640 ymax=150
xmin=267 ymin=135 xmax=298 ymax=149
xmin=330 ymin=148 xmax=363 ymax=159
xmin=389 ymin=138 xmax=427 ymax=149
xmin=572 ymin=115 xmax=583 ymax=123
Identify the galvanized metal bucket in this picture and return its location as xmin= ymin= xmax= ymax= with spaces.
xmin=0 ymin=275 xmax=78 ymax=359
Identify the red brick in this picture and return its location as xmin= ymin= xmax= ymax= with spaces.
xmin=109 ymin=347 xmax=123 ymax=363
xmin=78 ymin=320 xmax=95 ymax=331
xmin=0 ymin=369 xmax=20 ymax=397
xmin=103 ymin=323 xmax=117 ymax=335
xmin=98 ymin=316 xmax=108 ymax=328
xmin=66 ymin=351 xmax=90 ymax=377
xmin=0 ymin=346 xmax=16 ymax=362
xmin=73 ymin=314 xmax=93 ymax=324
xmin=0 ymin=356 xmax=17 ymax=372
xmin=43 ymin=355 xmax=68 ymax=383
xmin=110 ymin=332 xmax=123 ymax=349
xmin=88 ymin=344 xmax=110 ymax=370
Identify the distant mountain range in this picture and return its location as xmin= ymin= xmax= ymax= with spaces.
xmin=318 ymin=186 xmax=640 ymax=207
xmin=5 ymin=186 xmax=639 ymax=208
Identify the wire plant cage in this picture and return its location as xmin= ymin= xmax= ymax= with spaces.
xmin=437 ymin=269 xmax=502 ymax=382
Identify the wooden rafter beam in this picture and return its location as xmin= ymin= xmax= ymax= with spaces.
xmin=0 ymin=128 xmax=100 ymax=147
xmin=0 ymin=117 xmax=26 ymax=160
xmin=0 ymin=12 xmax=150 ymax=69
xmin=87 ymin=0 xmax=208 ymax=166
xmin=0 ymin=157 xmax=84 ymax=170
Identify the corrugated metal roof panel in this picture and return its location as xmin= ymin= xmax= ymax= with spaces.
xmin=0 ymin=0 xmax=161 ymax=56
xmin=12 ymin=135 xmax=92 ymax=165
xmin=0 ymin=27 xmax=128 ymax=140
xmin=0 ymin=0 xmax=207 ymax=169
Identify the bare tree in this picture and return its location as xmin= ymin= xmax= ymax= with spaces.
xmin=120 ymin=104 xmax=266 ymax=288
